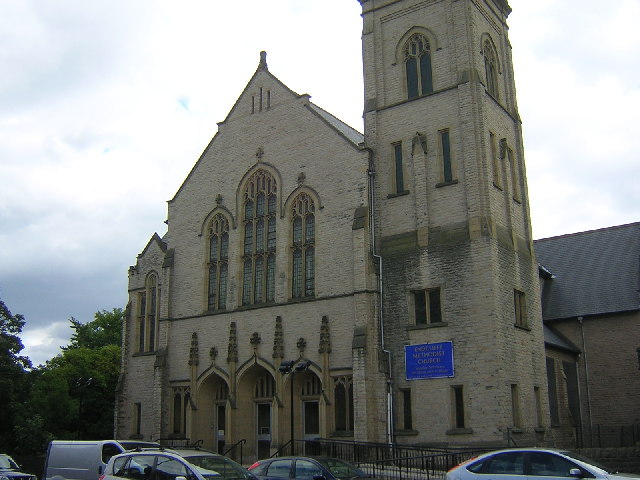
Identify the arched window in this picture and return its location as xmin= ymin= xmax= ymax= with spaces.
xmin=483 ymin=39 xmax=499 ymax=98
xmin=404 ymin=33 xmax=433 ymax=99
xmin=242 ymin=170 xmax=277 ymax=305
xmin=207 ymin=214 xmax=229 ymax=311
xmin=138 ymin=273 xmax=159 ymax=353
xmin=291 ymin=193 xmax=315 ymax=299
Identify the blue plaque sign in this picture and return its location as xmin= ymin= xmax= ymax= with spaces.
xmin=405 ymin=341 xmax=454 ymax=380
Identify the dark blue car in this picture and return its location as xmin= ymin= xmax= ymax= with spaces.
xmin=248 ymin=456 xmax=370 ymax=480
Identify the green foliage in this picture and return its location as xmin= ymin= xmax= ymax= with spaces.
xmin=7 ymin=306 xmax=125 ymax=453
xmin=0 ymin=299 xmax=31 ymax=452
xmin=67 ymin=308 xmax=124 ymax=350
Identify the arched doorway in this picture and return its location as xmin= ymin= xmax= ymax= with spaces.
xmin=195 ymin=373 xmax=229 ymax=452
xmin=237 ymin=364 xmax=276 ymax=461
xmin=281 ymin=368 xmax=323 ymax=453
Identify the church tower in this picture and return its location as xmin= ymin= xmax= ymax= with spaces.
xmin=360 ymin=0 xmax=549 ymax=444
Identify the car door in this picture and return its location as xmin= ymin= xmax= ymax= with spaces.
xmin=527 ymin=452 xmax=589 ymax=480
xmin=466 ymin=451 xmax=526 ymax=480
xmin=261 ymin=459 xmax=293 ymax=480
xmin=293 ymin=460 xmax=324 ymax=480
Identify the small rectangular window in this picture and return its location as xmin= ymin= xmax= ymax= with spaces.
xmin=452 ymin=385 xmax=465 ymax=429
xmin=534 ymin=386 xmax=543 ymax=428
xmin=511 ymin=384 xmax=521 ymax=428
xmin=546 ymin=357 xmax=559 ymax=426
xmin=413 ymin=288 xmax=442 ymax=325
xmin=514 ymin=289 xmax=527 ymax=327
xmin=393 ymin=142 xmax=404 ymax=193
xmin=134 ymin=403 xmax=142 ymax=435
xmin=401 ymin=388 xmax=412 ymax=430
xmin=508 ymin=148 xmax=521 ymax=202
xmin=440 ymin=129 xmax=454 ymax=183
xmin=490 ymin=132 xmax=502 ymax=188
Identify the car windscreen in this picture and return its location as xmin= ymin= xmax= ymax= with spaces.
xmin=0 ymin=455 xmax=19 ymax=470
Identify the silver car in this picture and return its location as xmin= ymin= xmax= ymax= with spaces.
xmin=101 ymin=449 xmax=255 ymax=480
xmin=445 ymin=448 xmax=639 ymax=480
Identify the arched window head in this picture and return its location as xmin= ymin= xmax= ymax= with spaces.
xmin=138 ymin=273 xmax=159 ymax=353
xmin=242 ymin=170 xmax=277 ymax=306
xmin=207 ymin=214 xmax=229 ymax=311
xmin=291 ymin=192 xmax=315 ymax=299
xmin=404 ymin=33 xmax=433 ymax=99
xmin=483 ymin=39 xmax=499 ymax=99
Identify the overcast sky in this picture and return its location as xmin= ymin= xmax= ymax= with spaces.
xmin=1 ymin=0 xmax=639 ymax=367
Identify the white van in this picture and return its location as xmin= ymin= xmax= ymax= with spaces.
xmin=43 ymin=440 xmax=159 ymax=480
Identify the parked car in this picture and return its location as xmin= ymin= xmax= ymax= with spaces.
xmin=445 ymin=448 xmax=640 ymax=480
xmin=248 ymin=456 xmax=370 ymax=480
xmin=117 ymin=442 xmax=161 ymax=451
xmin=101 ymin=448 xmax=255 ymax=480
xmin=44 ymin=440 xmax=126 ymax=480
xmin=0 ymin=454 xmax=37 ymax=480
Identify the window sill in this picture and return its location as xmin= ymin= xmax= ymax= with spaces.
xmin=395 ymin=429 xmax=419 ymax=437
xmin=330 ymin=431 xmax=354 ymax=438
xmin=133 ymin=351 xmax=157 ymax=358
xmin=512 ymin=197 xmax=522 ymax=204
xmin=446 ymin=428 xmax=474 ymax=435
xmin=509 ymin=428 xmax=523 ymax=434
xmin=493 ymin=182 xmax=503 ymax=191
xmin=534 ymin=427 xmax=546 ymax=433
xmin=407 ymin=322 xmax=448 ymax=331
xmin=436 ymin=180 xmax=458 ymax=188
xmin=514 ymin=324 xmax=531 ymax=332
xmin=388 ymin=190 xmax=410 ymax=199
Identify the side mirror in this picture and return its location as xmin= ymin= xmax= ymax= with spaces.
xmin=175 ymin=476 xmax=188 ymax=480
xmin=569 ymin=468 xmax=583 ymax=478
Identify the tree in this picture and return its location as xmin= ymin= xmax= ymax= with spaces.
xmin=67 ymin=309 xmax=123 ymax=350
xmin=0 ymin=299 xmax=31 ymax=451
xmin=22 ymin=308 xmax=125 ymax=446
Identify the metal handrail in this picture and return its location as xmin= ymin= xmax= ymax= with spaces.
xmin=222 ymin=438 xmax=246 ymax=464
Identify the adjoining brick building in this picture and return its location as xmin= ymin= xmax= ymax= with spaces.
xmin=116 ymin=0 xmax=551 ymax=458
xmin=536 ymin=222 xmax=640 ymax=447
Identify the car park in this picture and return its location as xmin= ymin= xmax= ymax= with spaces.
xmin=0 ymin=454 xmax=37 ymax=480
xmin=445 ymin=448 xmax=640 ymax=480
xmin=248 ymin=456 xmax=370 ymax=480
xmin=101 ymin=448 xmax=255 ymax=480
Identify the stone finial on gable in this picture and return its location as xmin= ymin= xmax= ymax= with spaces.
xmin=259 ymin=51 xmax=268 ymax=71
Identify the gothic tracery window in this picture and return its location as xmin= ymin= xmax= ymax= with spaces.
xmin=483 ymin=39 xmax=499 ymax=99
xmin=291 ymin=193 xmax=315 ymax=299
xmin=207 ymin=214 xmax=229 ymax=311
xmin=404 ymin=33 xmax=433 ymax=99
xmin=242 ymin=170 xmax=277 ymax=305
xmin=137 ymin=273 xmax=159 ymax=353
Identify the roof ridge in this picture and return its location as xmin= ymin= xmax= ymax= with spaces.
xmin=535 ymin=221 xmax=640 ymax=242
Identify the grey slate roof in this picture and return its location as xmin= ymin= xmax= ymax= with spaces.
xmin=307 ymin=102 xmax=364 ymax=147
xmin=544 ymin=325 xmax=580 ymax=353
xmin=534 ymin=222 xmax=640 ymax=321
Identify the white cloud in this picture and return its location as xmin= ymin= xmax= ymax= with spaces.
xmin=1 ymin=0 xmax=639 ymax=365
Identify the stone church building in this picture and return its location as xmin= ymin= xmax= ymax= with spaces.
xmin=116 ymin=0 xmax=549 ymax=458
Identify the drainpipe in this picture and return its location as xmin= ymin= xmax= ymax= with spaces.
xmin=365 ymin=146 xmax=394 ymax=445
xmin=578 ymin=316 xmax=593 ymax=433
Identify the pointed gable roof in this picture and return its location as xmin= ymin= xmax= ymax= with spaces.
xmin=535 ymin=222 xmax=640 ymax=321
xmin=169 ymin=51 xmax=363 ymax=203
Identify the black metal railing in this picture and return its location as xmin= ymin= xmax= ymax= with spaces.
xmin=573 ymin=424 xmax=640 ymax=448
xmin=222 ymin=438 xmax=246 ymax=464
xmin=273 ymin=438 xmax=488 ymax=479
